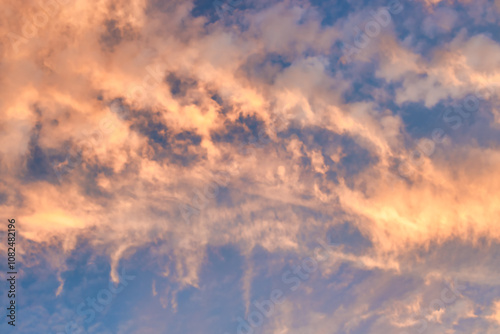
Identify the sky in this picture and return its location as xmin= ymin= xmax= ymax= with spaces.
xmin=0 ymin=0 xmax=500 ymax=333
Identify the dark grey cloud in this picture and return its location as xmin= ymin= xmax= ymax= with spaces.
xmin=23 ymin=123 xmax=60 ymax=184
xmin=211 ymin=113 xmax=270 ymax=148
xmin=99 ymin=19 xmax=135 ymax=52
xmin=166 ymin=72 xmax=198 ymax=98
xmin=129 ymin=109 xmax=205 ymax=166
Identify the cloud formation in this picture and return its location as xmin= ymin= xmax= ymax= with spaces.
xmin=0 ymin=0 xmax=499 ymax=333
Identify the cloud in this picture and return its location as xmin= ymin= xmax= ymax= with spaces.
xmin=487 ymin=300 xmax=500 ymax=325
xmin=1 ymin=0 xmax=500 ymax=333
